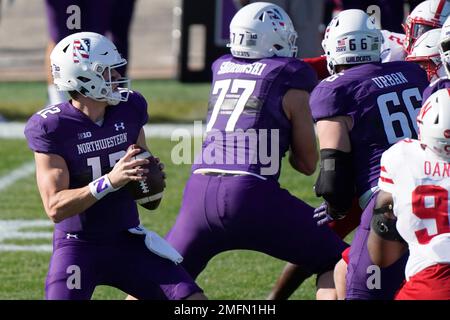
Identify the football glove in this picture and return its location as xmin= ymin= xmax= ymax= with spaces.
xmin=313 ymin=201 xmax=347 ymax=226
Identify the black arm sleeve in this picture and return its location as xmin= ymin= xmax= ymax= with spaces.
xmin=314 ymin=148 xmax=355 ymax=213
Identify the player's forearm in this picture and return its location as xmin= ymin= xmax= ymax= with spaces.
xmin=289 ymin=150 xmax=317 ymax=176
xmin=46 ymin=186 xmax=97 ymax=223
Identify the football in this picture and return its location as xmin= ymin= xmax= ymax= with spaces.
xmin=126 ymin=145 xmax=165 ymax=210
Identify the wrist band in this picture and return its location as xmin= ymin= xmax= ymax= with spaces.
xmin=88 ymin=174 xmax=116 ymax=200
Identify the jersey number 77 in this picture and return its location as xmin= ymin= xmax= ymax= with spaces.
xmin=206 ymin=79 xmax=256 ymax=132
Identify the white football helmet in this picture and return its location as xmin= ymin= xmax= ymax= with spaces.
xmin=322 ymin=9 xmax=381 ymax=75
xmin=417 ymin=88 xmax=450 ymax=159
xmin=228 ymin=2 xmax=297 ymax=59
xmin=50 ymin=32 xmax=130 ymax=105
xmin=406 ymin=28 xmax=444 ymax=82
xmin=439 ymin=16 xmax=450 ymax=77
xmin=403 ymin=0 xmax=450 ymax=54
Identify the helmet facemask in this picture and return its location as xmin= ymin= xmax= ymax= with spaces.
xmin=403 ymin=18 xmax=438 ymax=54
xmin=403 ymin=0 xmax=450 ymax=54
xmin=88 ymin=60 xmax=131 ymax=106
xmin=411 ymin=56 xmax=443 ymax=81
xmin=439 ymin=36 xmax=450 ymax=77
xmin=406 ymin=28 xmax=443 ymax=82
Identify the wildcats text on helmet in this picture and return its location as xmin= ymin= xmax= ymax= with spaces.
xmin=345 ymin=55 xmax=372 ymax=63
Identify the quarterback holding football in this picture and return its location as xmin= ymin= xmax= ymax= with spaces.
xmin=24 ymin=31 xmax=205 ymax=300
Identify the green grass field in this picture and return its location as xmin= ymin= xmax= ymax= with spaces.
xmin=0 ymin=80 xmax=210 ymax=123
xmin=0 ymin=80 xmax=347 ymax=300
xmin=0 ymin=137 xmax=327 ymax=300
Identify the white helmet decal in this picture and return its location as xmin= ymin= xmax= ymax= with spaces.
xmin=50 ymin=32 xmax=130 ymax=105
xmin=72 ymin=38 xmax=91 ymax=63
xmin=417 ymin=88 xmax=450 ymax=159
xmin=228 ymin=2 xmax=297 ymax=59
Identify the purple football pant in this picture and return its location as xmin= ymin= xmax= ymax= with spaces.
xmin=45 ymin=229 xmax=202 ymax=300
xmin=346 ymin=193 xmax=408 ymax=300
xmin=166 ymin=174 xmax=348 ymax=279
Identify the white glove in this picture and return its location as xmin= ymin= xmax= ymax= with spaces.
xmin=128 ymin=225 xmax=183 ymax=265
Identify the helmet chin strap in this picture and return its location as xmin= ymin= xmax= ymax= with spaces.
xmin=106 ymin=91 xmax=123 ymax=106
xmin=327 ymin=59 xmax=336 ymax=75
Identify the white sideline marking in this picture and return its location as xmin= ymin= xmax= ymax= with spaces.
xmin=0 ymin=122 xmax=205 ymax=139
xmin=0 ymin=122 xmax=27 ymax=139
xmin=0 ymin=244 xmax=52 ymax=252
xmin=0 ymin=161 xmax=35 ymax=192
xmin=0 ymin=219 xmax=53 ymax=252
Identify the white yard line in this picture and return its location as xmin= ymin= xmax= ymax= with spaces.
xmin=0 ymin=219 xmax=53 ymax=252
xmin=0 ymin=122 xmax=27 ymax=139
xmin=0 ymin=122 xmax=205 ymax=139
xmin=0 ymin=244 xmax=52 ymax=252
xmin=0 ymin=161 xmax=35 ymax=192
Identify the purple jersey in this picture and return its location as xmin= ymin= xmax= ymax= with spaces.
xmin=192 ymin=54 xmax=317 ymax=180
xmin=24 ymin=91 xmax=148 ymax=233
xmin=310 ymin=61 xmax=428 ymax=197
xmin=422 ymin=77 xmax=450 ymax=102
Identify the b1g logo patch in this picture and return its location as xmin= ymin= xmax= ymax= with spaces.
xmin=73 ymin=38 xmax=90 ymax=63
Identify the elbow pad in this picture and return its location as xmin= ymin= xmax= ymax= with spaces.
xmin=314 ymin=149 xmax=354 ymax=213
xmin=371 ymin=204 xmax=405 ymax=243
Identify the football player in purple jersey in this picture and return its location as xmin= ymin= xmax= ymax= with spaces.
xmin=165 ymin=2 xmax=348 ymax=299
xmin=24 ymin=32 xmax=205 ymax=300
xmin=309 ymin=9 xmax=428 ymax=299
xmin=302 ymin=0 xmax=450 ymax=81
xmin=45 ymin=0 xmax=136 ymax=105
xmin=268 ymin=0 xmax=450 ymax=301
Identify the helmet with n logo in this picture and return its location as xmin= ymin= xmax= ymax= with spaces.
xmin=417 ymin=88 xmax=450 ymax=159
xmin=50 ymin=32 xmax=130 ymax=105
xmin=228 ymin=2 xmax=298 ymax=59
